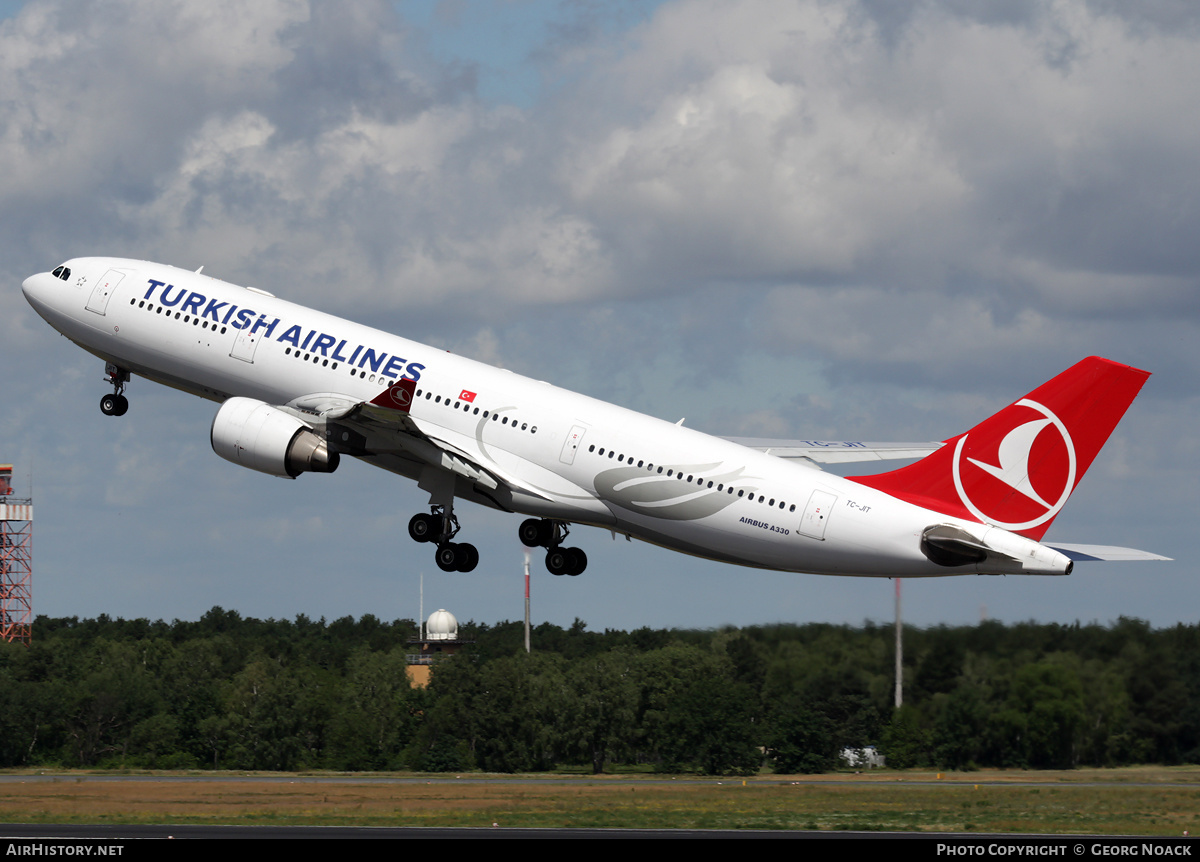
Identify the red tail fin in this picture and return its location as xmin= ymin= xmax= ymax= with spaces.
xmin=849 ymin=357 xmax=1149 ymax=540
xmin=370 ymin=377 xmax=416 ymax=413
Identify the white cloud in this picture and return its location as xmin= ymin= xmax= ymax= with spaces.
xmin=7 ymin=0 xmax=1198 ymax=331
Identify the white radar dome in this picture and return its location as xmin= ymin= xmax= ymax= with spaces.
xmin=426 ymin=609 xmax=459 ymax=640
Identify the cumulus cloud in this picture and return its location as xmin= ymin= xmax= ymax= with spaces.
xmin=0 ymin=0 xmax=616 ymax=314
xmin=6 ymin=0 xmax=1198 ymax=418
xmin=5 ymin=0 xmax=1198 ymax=353
xmin=552 ymin=1 xmax=1200 ymax=316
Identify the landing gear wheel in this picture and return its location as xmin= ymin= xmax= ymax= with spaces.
xmin=456 ymin=543 xmax=479 ymax=573
xmin=546 ymin=548 xmax=571 ymax=576
xmin=564 ymin=547 xmax=587 ymax=576
xmin=435 ymin=543 xmax=460 ymax=572
xmin=99 ymin=394 xmax=126 ymax=416
xmin=408 ymin=513 xmax=439 ymax=543
xmin=434 ymin=542 xmax=479 ymax=573
xmin=518 ymin=518 xmax=552 ymax=548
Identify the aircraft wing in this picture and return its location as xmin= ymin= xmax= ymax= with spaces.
xmin=723 ymin=437 xmax=942 ymax=464
xmin=1043 ymin=543 xmax=1173 ymax=562
xmin=283 ymin=382 xmax=552 ymax=500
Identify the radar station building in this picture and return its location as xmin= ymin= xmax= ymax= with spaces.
xmin=406 ymin=609 xmax=472 ymax=687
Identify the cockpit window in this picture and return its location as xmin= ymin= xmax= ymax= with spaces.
xmin=51 ymin=265 xmax=70 ymax=281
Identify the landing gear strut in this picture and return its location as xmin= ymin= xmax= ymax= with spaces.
xmin=519 ymin=518 xmax=587 ymax=576
xmin=407 ymin=508 xmax=479 ymax=573
xmin=100 ymin=363 xmax=130 ymax=416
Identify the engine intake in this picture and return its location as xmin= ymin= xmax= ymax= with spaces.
xmin=211 ymin=397 xmax=339 ymax=479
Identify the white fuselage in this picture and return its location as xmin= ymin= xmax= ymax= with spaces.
xmin=22 ymin=257 xmax=1056 ymax=578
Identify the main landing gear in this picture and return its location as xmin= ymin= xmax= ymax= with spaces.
xmin=519 ymin=518 xmax=588 ymax=576
xmin=99 ymin=363 xmax=130 ymax=416
xmin=406 ymin=511 xmax=588 ymax=576
xmin=408 ymin=508 xmax=479 ymax=573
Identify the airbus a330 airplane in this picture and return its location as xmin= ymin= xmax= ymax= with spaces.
xmin=22 ymin=257 xmax=1167 ymax=578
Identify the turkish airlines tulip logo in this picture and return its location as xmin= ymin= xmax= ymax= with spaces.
xmin=951 ymin=398 xmax=1077 ymax=531
xmin=389 ymin=383 xmax=412 ymax=409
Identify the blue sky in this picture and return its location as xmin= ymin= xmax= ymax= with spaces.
xmin=401 ymin=0 xmax=664 ymax=107
xmin=3 ymin=0 xmax=1197 ymax=633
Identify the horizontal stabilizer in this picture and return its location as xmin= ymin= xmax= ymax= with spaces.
xmin=1045 ymin=543 xmax=1172 ymax=562
xmin=920 ymin=523 xmax=1074 ymax=575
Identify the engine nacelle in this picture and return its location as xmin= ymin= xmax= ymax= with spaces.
xmin=211 ymin=397 xmax=340 ymax=479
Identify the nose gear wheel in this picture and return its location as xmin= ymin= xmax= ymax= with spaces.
xmin=100 ymin=363 xmax=130 ymax=416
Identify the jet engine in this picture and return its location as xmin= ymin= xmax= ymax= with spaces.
xmin=211 ymin=397 xmax=340 ymax=479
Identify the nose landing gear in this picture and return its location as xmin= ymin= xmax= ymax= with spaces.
xmin=100 ymin=364 xmax=130 ymax=416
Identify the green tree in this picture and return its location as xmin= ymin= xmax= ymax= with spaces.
xmin=659 ymin=677 xmax=760 ymax=775
xmin=766 ymin=703 xmax=835 ymax=774
xmin=327 ymin=647 xmax=424 ymax=770
xmin=560 ymin=650 xmax=638 ymax=773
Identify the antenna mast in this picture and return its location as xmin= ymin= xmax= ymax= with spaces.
xmin=0 ymin=465 xmax=32 ymax=645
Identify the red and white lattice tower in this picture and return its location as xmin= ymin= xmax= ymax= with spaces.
xmin=0 ymin=465 xmax=32 ymax=645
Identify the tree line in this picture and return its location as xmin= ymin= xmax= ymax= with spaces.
xmin=0 ymin=608 xmax=1195 ymax=774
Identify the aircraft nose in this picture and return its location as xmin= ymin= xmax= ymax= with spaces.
xmin=22 ymin=271 xmax=53 ymax=312
xmin=22 ymin=272 xmax=41 ymax=302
